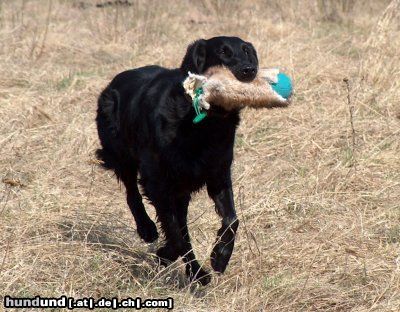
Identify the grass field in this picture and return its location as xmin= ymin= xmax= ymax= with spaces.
xmin=1 ymin=0 xmax=400 ymax=311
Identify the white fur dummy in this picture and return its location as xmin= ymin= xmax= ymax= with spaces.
xmin=183 ymin=66 xmax=289 ymax=112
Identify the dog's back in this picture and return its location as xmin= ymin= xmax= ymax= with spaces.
xmin=96 ymin=65 xmax=166 ymax=177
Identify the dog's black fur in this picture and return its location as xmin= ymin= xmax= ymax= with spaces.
xmin=96 ymin=36 xmax=258 ymax=285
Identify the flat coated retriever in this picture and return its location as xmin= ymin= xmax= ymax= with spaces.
xmin=96 ymin=36 xmax=259 ymax=285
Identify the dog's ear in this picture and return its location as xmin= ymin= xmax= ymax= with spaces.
xmin=180 ymin=39 xmax=207 ymax=75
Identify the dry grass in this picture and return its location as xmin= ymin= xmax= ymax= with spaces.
xmin=1 ymin=0 xmax=400 ymax=311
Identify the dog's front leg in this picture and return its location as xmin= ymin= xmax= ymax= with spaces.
xmin=155 ymin=196 xmax=211 ymax=285
xmin=207 ymin=176 xmax=239 ymax=273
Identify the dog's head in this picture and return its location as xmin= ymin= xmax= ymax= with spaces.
xmin=180 ymin=36 xmax=259 ymax=82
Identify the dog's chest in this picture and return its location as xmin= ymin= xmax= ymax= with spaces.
xmin=163 ymin=134 xmax=233 ymax=190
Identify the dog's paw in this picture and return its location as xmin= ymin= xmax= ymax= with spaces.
xmin=156 ymin=245 xmax=179 ymax=265
xmin=210 ymin=241 xmax=234 ymax=273
xmin=137 ymin=219 xmax=158 ymax=243
xmin=186 ymin=263 xmax=211 ymax=286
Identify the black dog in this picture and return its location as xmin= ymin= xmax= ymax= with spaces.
xmin=96 ymin=36 xmax=258 ymax=285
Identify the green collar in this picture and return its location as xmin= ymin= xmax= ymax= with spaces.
xmin=192 ymin=87 xmax=207 ymax=124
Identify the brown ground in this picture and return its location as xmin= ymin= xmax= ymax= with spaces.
xmin=1 ymin=0 xmax=399 ymax=311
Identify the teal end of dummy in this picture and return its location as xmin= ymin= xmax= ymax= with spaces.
xmin=270 ymin=72 xmax=293 ymax=99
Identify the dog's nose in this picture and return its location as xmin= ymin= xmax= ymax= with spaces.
xmin=242 ymin=66 xmax=256 ymax=76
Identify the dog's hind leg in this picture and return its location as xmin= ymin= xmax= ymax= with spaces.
xmin=120 ymin=167 xmax=159 ymax=243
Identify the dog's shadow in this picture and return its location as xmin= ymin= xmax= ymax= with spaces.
xmin=58 ymin=219 xmax=206 ymax=293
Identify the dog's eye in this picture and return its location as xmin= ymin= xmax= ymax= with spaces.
xmin=243 ymin=46 xmax=249 ymax=55
xmin=219 ymin=46 xmax=231 ymax=57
